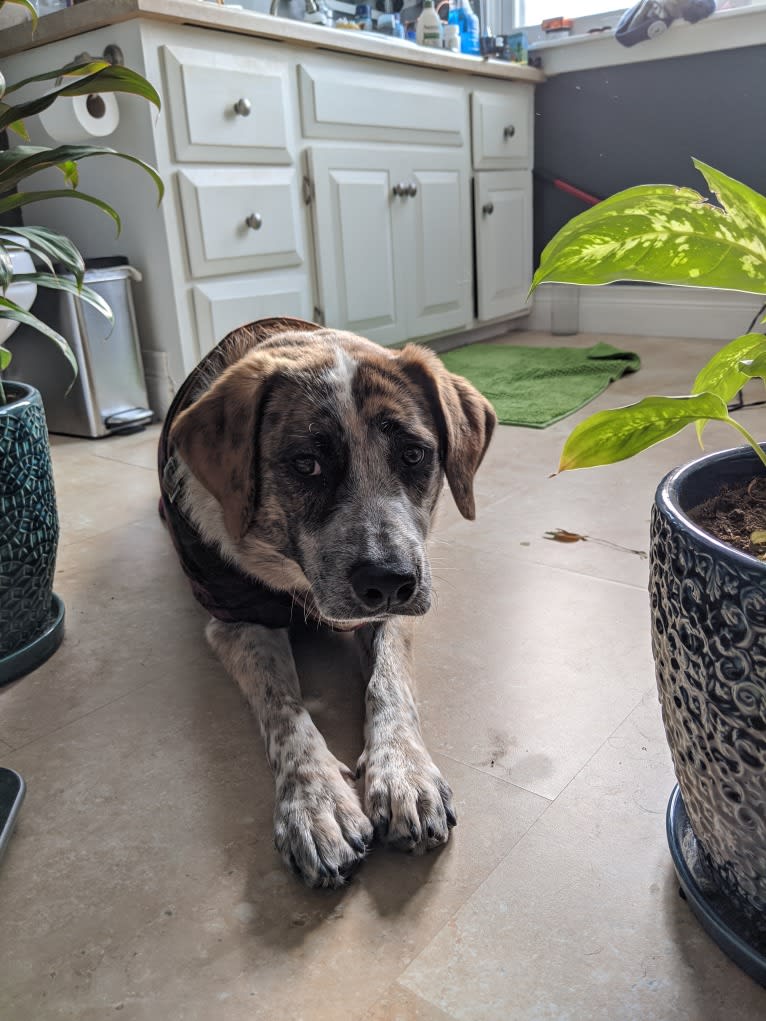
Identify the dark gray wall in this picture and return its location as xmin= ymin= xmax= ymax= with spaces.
xmin=533 ymin=45 xmax=766 ymax=264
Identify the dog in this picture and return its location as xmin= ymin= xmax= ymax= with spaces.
xmin=158 ymin=317 xmax=496 ymax=887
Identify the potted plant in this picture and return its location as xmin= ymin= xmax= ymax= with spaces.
xmin=0 ymin=0 xmax=162 ymax=684
xmin=530 ymin=159 xmax=766 ymax=982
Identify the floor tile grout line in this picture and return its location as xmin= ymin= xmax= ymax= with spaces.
xmin=0 ymin=674 xmax=160 ymax=754
xmin=434 ymin=749 xmax=555 ymax=803
xmin=393 ymin=687 xmax=654 ymax=1002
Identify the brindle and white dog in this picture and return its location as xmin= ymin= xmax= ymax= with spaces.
xmin=158 ymin=317 xmax=495 ymax=888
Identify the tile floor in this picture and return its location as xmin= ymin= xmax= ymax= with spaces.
xmin=2 ymin=331 xmax=766 ymax=1020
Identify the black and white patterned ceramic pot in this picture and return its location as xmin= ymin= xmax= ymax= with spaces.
xmin=651 ymin=444 xmax=766 ymax=919
xmin=0 ymin=381 xmax=62 ymax=682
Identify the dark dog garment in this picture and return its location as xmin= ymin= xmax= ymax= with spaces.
xmin=157 ymin=316 xmax=324 ymax=629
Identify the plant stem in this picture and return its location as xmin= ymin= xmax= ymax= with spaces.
xmin=727 ymin=416 xmax=766 ymax=470
xmin=0 ymin=378 xmax=5 ymax=405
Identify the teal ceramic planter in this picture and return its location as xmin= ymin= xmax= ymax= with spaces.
xmin=0 ymin=381 xmax=64 ymax=684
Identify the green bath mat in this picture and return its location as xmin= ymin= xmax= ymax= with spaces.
xmin=439 ymin=341 xmax=641 ymax=428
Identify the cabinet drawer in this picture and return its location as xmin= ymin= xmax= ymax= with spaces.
xmin=471 ymin=89 xmax=532 ymax=170
xmin=178 ymin=168 xmax=304 ymax=279
xmin=192 ymin=273 xmax=313 ymax=356
xmin=298 ymin=65 xmax=465 ymax=147
xmin=163 ymin=46 xmax=292 ymax=164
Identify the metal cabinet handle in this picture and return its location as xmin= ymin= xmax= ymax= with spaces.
xmin=482 ymin=201 xmax=494 ymax=216
xmin=245 ymin=213 xmax=263 ymax=230
xmin=503 ymin=125 xmax=516 ymax=140
xmin=407 ymin=182 xmax=418 ymax=197
xmin=393 ymin=182 xmax=409 ymax=197
xmin=234 ymin=97 xmax=252 ymax=117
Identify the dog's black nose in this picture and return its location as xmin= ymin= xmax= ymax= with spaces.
xmin=350 ymin=562 xmax=417 ymax=611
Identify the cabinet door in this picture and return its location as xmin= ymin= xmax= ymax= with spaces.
xmin=474 ymin=170 xmax=532 ymax=322
xmin=403 ymin=151 xmax=473 ymax=339
xmin=308 ymin=148 xmax=404 ymax=345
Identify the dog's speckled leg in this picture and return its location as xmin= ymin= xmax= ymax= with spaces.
xmin=356 ymin=618 xmax=457 ymax=854
xmin=206 ymin=619 xmax=372 ymax=887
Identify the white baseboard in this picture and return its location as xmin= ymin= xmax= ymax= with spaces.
xmin=526 ymin=284 xmax=764 ymax=340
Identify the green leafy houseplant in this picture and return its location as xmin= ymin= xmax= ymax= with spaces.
xmin=0 ymin=0 xmax=163 ymax=403
xmin=0 ymin=0 xmax=163 ymax=683
xmin=530 ymin=159 xmax=766 ymax=477
xmin=531 ymin=160 xmax=766 ymax=978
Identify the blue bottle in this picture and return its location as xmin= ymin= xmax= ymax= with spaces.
xmin=448 ymin=0 xmax=479 ymax=55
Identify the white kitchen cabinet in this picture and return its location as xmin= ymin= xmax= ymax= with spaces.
xmin=192 ymin=272 xmax=313 ymax=355
xmin=471 ymin=87 xmax=534 ymax=171
xmin=2 ymin=14 xmax=539 ymax=414
xmin=163 ymin=45 xmax=294 ymax=165
xmin=308 ymin=147 xmax=472 ymax=345
xmin=474 ymin=170 xmax=533 ymax=322
xmin=178 ymin=166 xmax=305 ymax=278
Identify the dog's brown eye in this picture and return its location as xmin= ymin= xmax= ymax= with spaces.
xmin=293 ymin=456 xmax=321 ymax=477
xmin=402 ymin=446 xmax=425 ymax=466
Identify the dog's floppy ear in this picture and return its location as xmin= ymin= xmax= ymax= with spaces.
xmin=169 ymin=353 xmax=275 ymax=542
xmin=399 ymin=345 xmax=496 ymax=520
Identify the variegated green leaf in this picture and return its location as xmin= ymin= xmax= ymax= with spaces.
xmin=0 ymin=64 xmax=161 ymax=132
xmin=11 ymin=274 xmax=114 ymax=323
xmin=0 ymin=146 xmax=164 ymax=204
xmin=532 ymin=161 xmax=766 ymax=296
xmin=692 ymin=332 xmax=766 ymax=443
xmin=559 ymin=393 xmax=733 ymax=473
xmin=0 ymin=189 xmax=121 ymax=232
xmin=0 ymin=297 xmax=78 ymax=381
xmin=4 ymin=60 xmax=110 ymax=95
xmin=738 ymin=351 xmax=766 ymax=381
xmin=0 ymin=226 xmax=85 ymax=282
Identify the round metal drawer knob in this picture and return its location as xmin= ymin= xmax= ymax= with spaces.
xmin=245 ymin=213 xmax=263 ymax=230
xmin=407 ymin=182 xmax=418 ymax=197
xmin=393 ymin=182 xmax=408 ymax=197
xmin=503 ymin=125 xmax=516 ymax=139
xmin=234 ymin=97 xmax=252 ymax=117
xmin=482 ymin=201 xmax=494 ymax=216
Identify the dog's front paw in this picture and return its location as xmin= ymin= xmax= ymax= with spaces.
xmin=358 ymin=737 xmax=457 ymax=854
xmin=274 ymin=755 xmax=373 ymax=889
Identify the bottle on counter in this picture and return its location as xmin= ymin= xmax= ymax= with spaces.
xmin=355 ymin=4 xmax=373 ymax=30
xmin=416 ymin=0 xmax=443 ymax=48
xmin=443 ymin=23 xmax=461 ymax=51
xmin=378 ymin=11 xmax=405 ymax=37
xmin=448 ymin=0 xmax=479 ymax=55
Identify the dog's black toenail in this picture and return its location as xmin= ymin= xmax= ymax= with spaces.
xmin=409 ymin=823 xmax=420 ymax=841
xmin=427 ymin=825 xmax=435 ymax=838
xmin=446 ymin=808 xmax=457 ymax=827
xmin=348 ymin=835 xmax=366 ymax=854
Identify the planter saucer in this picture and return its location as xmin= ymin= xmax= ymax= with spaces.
xmin=0 ymin=594 xmax=65 ymax=687
xmin=667 ymin=785 xmax=766 ymax=988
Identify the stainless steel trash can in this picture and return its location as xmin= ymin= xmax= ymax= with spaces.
xmin=8 ymin=257 xmax=153 ymax=438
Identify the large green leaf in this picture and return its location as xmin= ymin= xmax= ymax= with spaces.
xmin=0 ymin=189 xmax=121 ymax=232
xmin=4 ymin=60 xmax=110 ymax=95
xmin=0 ymin=246 xmax=12 ymax=289
xmin=558 ymin=393 xmax=733 ymax=472
xmin=531 ymin=161 xmax=766 ymax=297
xmin=0 ymin=145 xmax=164 ymax=203
xmin=738 ymin=351 xmax=766 ymax=381
xmin=0 ymin=297 xmax=78 ymax=380
xmin=0 ymin=346 xmax=10 ymax=372
xmin=11 ymin=274 xmax=114 ymax=323
xmin=0 ymin=226 xmax=85 ymax=282
xmin=0 ymin=64 xmax=161 ymax=132
xmin=692 ymin=332 xmax=766 ymax=442
xmin=0 ymin=0 xmax=36 ymax=28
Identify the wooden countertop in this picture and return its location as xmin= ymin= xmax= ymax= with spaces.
xmin=0 ymin=0 xmax=544 ymax=81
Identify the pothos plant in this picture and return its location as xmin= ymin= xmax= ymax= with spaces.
xmin=530 ymin=159 xmax=766 ymax=475
xmin=0 ymin=0 xmax=163 ymax=403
